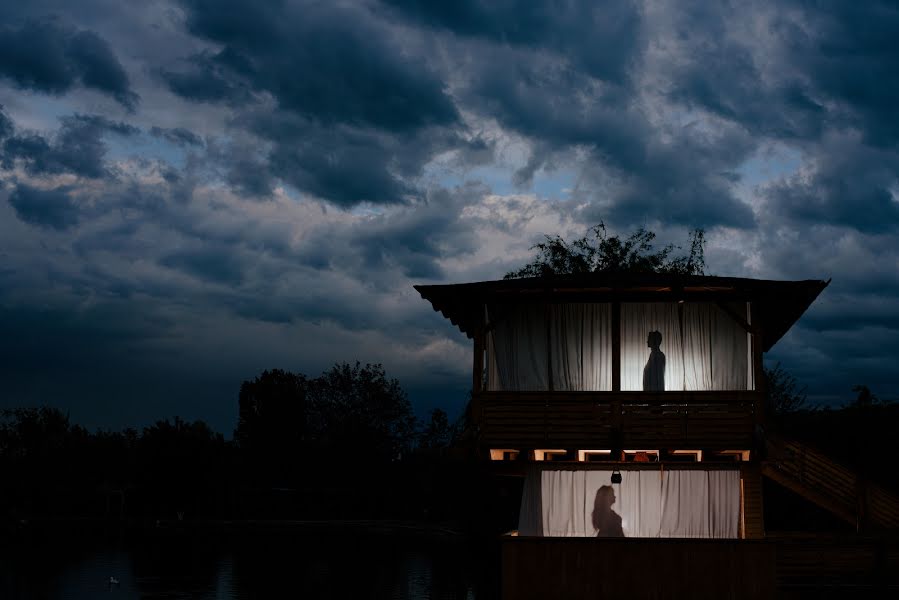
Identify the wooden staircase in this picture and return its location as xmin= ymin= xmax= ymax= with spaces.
xmin=762 ymin=434 xmax=899 ymax=531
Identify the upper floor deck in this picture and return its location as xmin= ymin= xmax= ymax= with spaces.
xmin=416 ymin=273 xmax=827 ymax=456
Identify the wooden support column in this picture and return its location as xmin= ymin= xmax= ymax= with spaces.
xmin=545 ymin=303 xmax=554 ymax=392
xmin=856 ymin=475 xmax=870 ymax=533
xmin=741 ymin=463 xmax=766 ymax=539
xmin=612 ymin=301 xmax=621 ymax=392
xmin=611 ymin=301 xmax=622 ymax=457
xmin=752 ymin=327 xmax=766 ymax=427
xmin=471 ymin=328 xmax=484 ymax=425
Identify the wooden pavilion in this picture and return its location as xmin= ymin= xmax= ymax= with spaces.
xmin=416 ymin=273 xmax=899 ymax=598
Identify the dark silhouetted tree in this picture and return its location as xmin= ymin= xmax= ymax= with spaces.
xmin=850 ymin=385 xmax=893 ymax=408
xmin=505 ymin=222 xmax=706 ymax=279
xmin=851 ymin=384 xmax=879 ymax=407
xmin=237 ymin=369 xmax=308 ymax=449
xmin=418 ymin=408 xmax=452 ymax=450
xmin=137 ymin=417 xmax=225 ymax=518
xmin=765 ymin=363 xmax=808 ymax=414
xmin=308 ymin=362 xmax=416 ymax=462
xmin=235 ymin=369 xmax=308 ymax=486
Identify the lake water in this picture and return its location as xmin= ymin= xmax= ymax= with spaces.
xmin=0 ymin=526 xmax=496 ymax=599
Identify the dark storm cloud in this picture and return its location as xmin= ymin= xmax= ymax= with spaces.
xmin=792 ymin=0 xmax=899 ymax=147
xmin=203 ymin=138 xmax=274 ymax=198
xmin=0 ymin=106 xmax=12 ymax=139
xmin=1 ymin=113 xmax=138 ymax=179
xmin=176 ymin=0 xmax=458 ymax=131
xmin=652 ymin=1 xmax=899 ymax=233
xmin=149 ymin=126 xmax=204 ymax=147
xmin=348 ymin=185 xmax=483 ymax=281
xmin=155 ymin=0 xmax=463 ymax=205
xmin=380 ymin=0 xmax=641 ymax=84
xmin=4 ymin=0 xmax=899 ymax=431
xmin=159 ymin=50 xmax=255 ymax=106
xmin=658 ymin=3 xmax=827 ymax=142
xmin=160 ymin=246 xmax=246 ymax=285
xmin=0 ymin=18 xmax=138 ymax=110
xmin=7 ymin=184 xmax=80 ymax=230
xmin=462 ymin=51 xmax=757 ymax=228
xmin=763 ymin=154 xmax=899 ymax=233
xmin=263 ymin=119 xmax=416 ymax=205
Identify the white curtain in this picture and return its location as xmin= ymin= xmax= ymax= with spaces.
xmin=519 ymin=468 xmax=740 ymax=539
xmin=490 ymin=304 xmax=549 ymax=391
xmin=551 ymin=303 xmax=612 ymax=391
xmin=488 ymin=303 xmax=612 ymax=391
xmin=711 ymin=303 xmax=749 ymax=390
xmin=621 ymin=303 xmax=684 ymax=391
xmin=490 ymin=302 xmax=748 ymax=391
xmin=623 ymin=303 xmax=749 ymax=391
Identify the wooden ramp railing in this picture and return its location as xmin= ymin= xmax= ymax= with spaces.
xmin=762 ymin=435 xmax=899 ymax=531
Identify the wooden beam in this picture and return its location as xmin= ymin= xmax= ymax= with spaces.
xmin=716 ymin=301 xmax=758 ymax=335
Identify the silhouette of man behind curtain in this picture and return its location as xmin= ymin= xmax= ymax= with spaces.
xmin=643 ymin=330 xmax=665 ymax=391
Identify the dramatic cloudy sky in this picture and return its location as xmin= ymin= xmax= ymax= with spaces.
xmin=2 ymin=0 xmax=898 ymax=433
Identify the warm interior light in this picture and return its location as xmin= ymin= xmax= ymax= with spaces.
xmin=623 ymin=449 xmax=660 ymax=462
xmin=670 ymin=450 xmax=703 ymax=462
xmin=534 ymin=449 xmax=568 ymax=461
xmin=720 ymin=450 xmax=751 ymax=462
xmin=577 ymin=449 xmax=612 ymax=462
xmin=489 ymin=448 xmax=520 ymax=461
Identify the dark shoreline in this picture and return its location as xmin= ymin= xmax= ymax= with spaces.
xmin=2 ymin=516 xmax=469 ymax=539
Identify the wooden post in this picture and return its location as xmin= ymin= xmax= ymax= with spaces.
xmin=612 ymin=301 xmax=621 ymax=392
xmin=741 ymin=463 xmax=766 ymax=539
xmin=611 ymin=302 xmax=622 ymax=457
xmin=472 ymin=330 xmax=484 ymax=394
xmin=855 ymin=475 xmax=870 ymax=533
xmin=471 ymin=328 xmax=484 ymax=425
xmin=545 ymin=303 xmax=554 ymax=392
xmin=752 ymin=327 xmax=766 ymax=426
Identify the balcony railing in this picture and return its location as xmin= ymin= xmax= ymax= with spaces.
xmin=474 ymin=390 xmax=762 ymax=450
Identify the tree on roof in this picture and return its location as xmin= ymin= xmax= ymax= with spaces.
xmin=504 ymin=222 xmax=706 ymax=279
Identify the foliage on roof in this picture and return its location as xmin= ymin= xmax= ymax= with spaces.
xmin=504 ymin=223 xmax=706 ymax=279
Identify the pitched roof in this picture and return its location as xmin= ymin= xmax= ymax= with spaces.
xmin=414 ymin=273 xmax=829 ymax=352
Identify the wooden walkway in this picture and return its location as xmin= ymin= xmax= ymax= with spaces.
xmin=762 ymin=434 xmax=899 ymax=531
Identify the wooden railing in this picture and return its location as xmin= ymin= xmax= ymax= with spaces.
xmin=772 ymin=534 xmax=899 ymax=591
xmin=501 ymin=535 xmax=899 ymax=598
xmin=762 ymin=435 xmax=899 ymax=530
xmin=475 ymin=390 xmax=761 ymax=450
xmin=502 ymin=537 xmax=776 ymax=600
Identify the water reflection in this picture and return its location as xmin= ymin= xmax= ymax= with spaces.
xmin=0 ymin=529 xmax=485 ymax=599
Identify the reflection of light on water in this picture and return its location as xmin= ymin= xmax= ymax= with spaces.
xmin=395 ymin=554 xmax=433 ymax=600
xmin=3 ymin=534 xmax=482 ymax=599
xmin=213 ymin=555 xmax=234 ymax=600
xmin=56 ymin=549 xmax=134 ymax=598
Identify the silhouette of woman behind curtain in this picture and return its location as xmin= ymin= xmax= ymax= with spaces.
xmin=592 ymin=485 xmax=624 ymax=537
xmin=643 ymin=330 xmax=665 ymax=391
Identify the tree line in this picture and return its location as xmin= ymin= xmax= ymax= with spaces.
xmin=0 ymin=362 xmax=484 ymax=528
